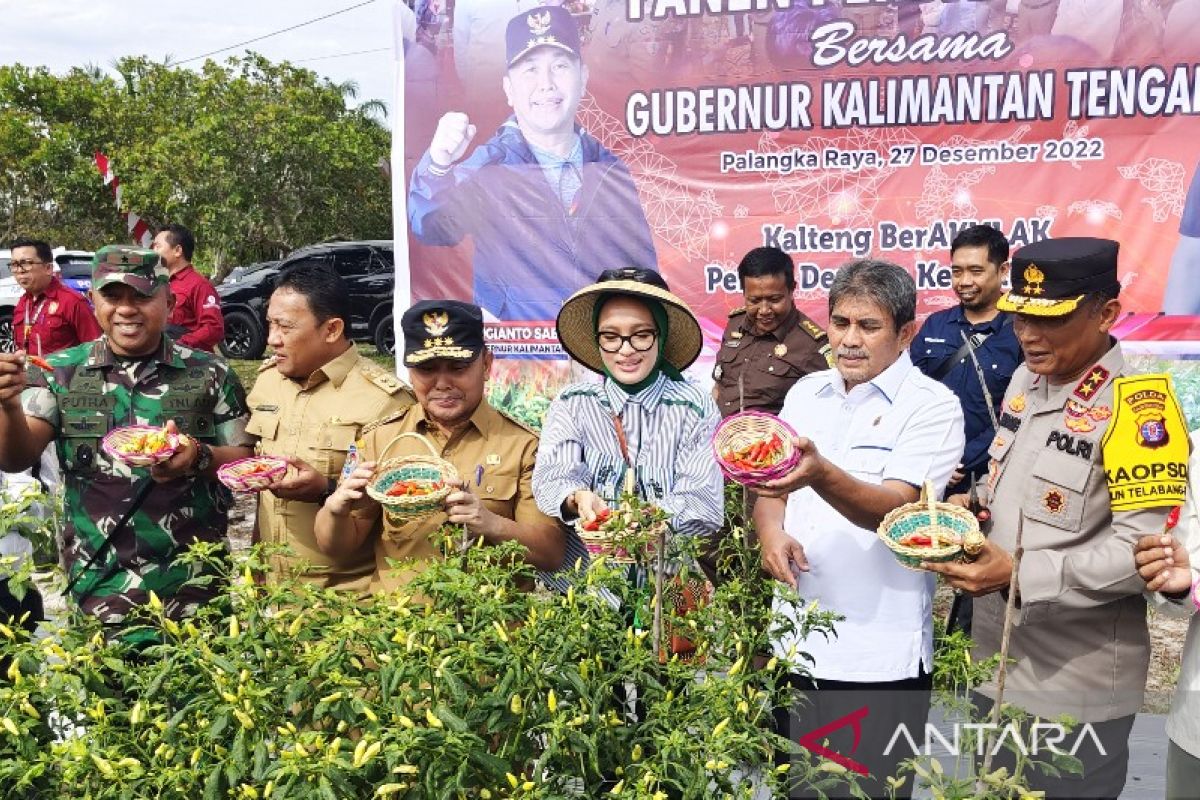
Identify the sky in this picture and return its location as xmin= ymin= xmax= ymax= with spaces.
xmin=0 ymin=0 xmax=398 ymax=111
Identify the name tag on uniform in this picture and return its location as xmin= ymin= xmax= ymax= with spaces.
xmin=253 ymin=404 xmax=279 ymax=412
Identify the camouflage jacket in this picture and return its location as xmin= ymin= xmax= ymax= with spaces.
xmin=21 ymin=336 xmax=252 ymax=624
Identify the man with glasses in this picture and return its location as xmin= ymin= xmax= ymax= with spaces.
xmin=409 ymin=5 xmax=655 ymax=322
xmin=9 ymin=237 xmax=100 ymax=356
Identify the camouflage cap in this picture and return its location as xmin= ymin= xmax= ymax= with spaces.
xmin=92 ymin=245 xmax=169 ymax=296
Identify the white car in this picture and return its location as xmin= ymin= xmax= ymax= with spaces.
xmin=0 ymin=247 xmax=95 ymax=352
xmin=0 ymin=249 xmax=19 ymax=352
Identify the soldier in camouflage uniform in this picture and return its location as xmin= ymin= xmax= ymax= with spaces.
xmin=0 ymin=246 xmax=254 ymax=631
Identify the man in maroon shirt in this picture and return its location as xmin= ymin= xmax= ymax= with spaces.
xmin=9 ymin=237 xmax=101 ymax=355
xmin=152 ymin=223 xmax=225 ymax=352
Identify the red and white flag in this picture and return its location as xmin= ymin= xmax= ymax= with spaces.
xmin=94 ymin=152 xmax=153 ymax=248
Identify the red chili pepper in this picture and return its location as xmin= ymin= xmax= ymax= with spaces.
xmin=27 ymin=355 xmax=52 ymax=371
xmin=1166 ymin=506 xmax=1181 ymax=531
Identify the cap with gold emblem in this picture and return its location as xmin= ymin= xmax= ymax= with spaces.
xmin=91 ymin=245 xmax=169 ymax=296
xmin=401 ymin=300 xmax=484 ymax=367
xmin=506 ymin=5 xmax=581 ymax=67
xmin=997 ymin=237 xmax=1120 ymax=317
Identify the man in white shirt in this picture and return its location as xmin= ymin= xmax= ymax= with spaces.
xmin=755 ymin=259 xmax=965 ymax=799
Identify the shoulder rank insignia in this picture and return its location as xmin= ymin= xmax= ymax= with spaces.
xmin=1072 ymin=365 xmax=1110 ymax=402
xmin=728 ymin=306 xmax=746 ymax=318
xmin=820 ymin=343 xmax=834 ymax=368
xmin=257 ymin=355 xmax=279 ymax=374
xmin=361 ymin=362 xmax=412 ymax=396
xmin=799 ymin=319 xmax=827 ymax=341
xmin=1006 ymin=393 xmax=1026 ymax=414
xmin=359 ymin=407 xmax=411 ymax=436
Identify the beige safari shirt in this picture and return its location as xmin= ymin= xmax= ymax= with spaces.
xmin=351 ymin=400 xmax=553 ymax=594
xmin=974 ymin=341 xmax=1174 ymax=722
xmin=246 ymin=346 xmax=414 ymax=590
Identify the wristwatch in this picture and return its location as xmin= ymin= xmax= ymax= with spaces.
xmin=319 ymin=478 xmax=338 ymax=505
xmin=191 ymin=439 xmax=213 ymax=475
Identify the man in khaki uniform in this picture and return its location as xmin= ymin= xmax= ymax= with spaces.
xmin=314 ymin=300 xmax=563 ymax=593
xmin=928 ymin=238 xmax=1184 ymax=799
xmin=246 ymin=264 xmax=414 ymax=590
xmin=713 ymin=247 xmax=831 ymax=417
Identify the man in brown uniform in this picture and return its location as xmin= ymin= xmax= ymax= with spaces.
xmin=314 ymin=300 xmax=563 ymax=593
xmin=713 ymin=247 xmax=831 ymax=417
xmin=246 ymin=264 xmax=414 ymax=590
xmin=927 ymin=238 xmax=1187 ymax=799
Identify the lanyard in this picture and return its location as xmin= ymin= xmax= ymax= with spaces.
xmin=610 ymin=412 xmax=639 ymax=498
xmin=19 ymin=294 xmax=50 ymax=353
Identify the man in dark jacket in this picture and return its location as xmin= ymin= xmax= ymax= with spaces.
xmin=408 ymin=5 xmax=656 ymax=322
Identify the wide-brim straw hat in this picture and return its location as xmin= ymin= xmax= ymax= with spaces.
xmin=556 ymin=280 xmax=703 ymax=374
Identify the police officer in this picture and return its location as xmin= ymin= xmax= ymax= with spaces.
xmin=314 ymin=300 xmax=563 ymax=592
xmin=246 ymin=264 xmax=415 ymax=590
xmin=926 ymin=237 xmax=1184 ymax=799
xmin=0 ymin=246 xmax=254 ymax=632
xmin=713 ymin=246 xmax=831 ymax=417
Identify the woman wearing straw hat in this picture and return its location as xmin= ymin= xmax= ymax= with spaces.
xmin=533 ymin=268 xmax=723 ymax=586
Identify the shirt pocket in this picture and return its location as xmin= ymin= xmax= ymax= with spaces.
xmin=1023 ymin=448 xmax=1091 ymax=531
xmin=844 ymin=436 xmax=897 ymax=479
xmin=316 ymin=423 xmax=360 ymax=475
xmin=479 ymin=472 xmax=518 ymax=520
xmin=245 ymin=412 xmax=279 ymax=456
xmin=60 ymin=410 xmax=110 ymax=472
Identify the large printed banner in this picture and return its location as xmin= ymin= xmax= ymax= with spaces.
xmin=399 ymin=0 xmax=1200 ymax=369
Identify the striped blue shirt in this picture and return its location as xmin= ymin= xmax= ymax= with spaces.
xmin=533 ymin=372 xmax=724 ymax=579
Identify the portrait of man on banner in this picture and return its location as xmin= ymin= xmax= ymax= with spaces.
xmin=408 ymin=4 xmax=656 ymax=324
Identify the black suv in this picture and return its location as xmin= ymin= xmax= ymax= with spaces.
xmin=217 ymin=241 xmax=396 ymax=360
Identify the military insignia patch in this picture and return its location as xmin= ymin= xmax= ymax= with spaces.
xmin=486 ymin=453 xmax=501 ymax=466
xmin=527 ymin=10 xmax=552 ymax=35
xmin=1065 ymin=399 xmax=1088 ymax=417
xmin=1088 ymin=405 xmax=1112 ymax=422
xmin=774 ymin=344 xmax=788 ymax=357
xmin=423 ymin=311 xmax=450 ymax=337
xmin=1024 ymin=263 xmax=1046 ymax=295
xmin=1042 ymin=488 xmax=1066 ymax=514
xmin=1064 ymin=415 xmax=1096 ymax=433
xmin=730 ymin=330 xmax=743 ymax=339
xmin=1102 ymin=374 xmax=1189 ymax=511
xmin=1007 ymin=393 xmax=1026 ymax=414
xmin=713 ymin=365 xmax=723 ymax=380
xmin=1073 ymin=366 xmax=1110 ymax=401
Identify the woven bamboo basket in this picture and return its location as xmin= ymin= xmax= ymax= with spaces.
xmin=878 ymin=481 xmax=984 ymax=570
xmin=217 ymin=456 xmax=288 ymax=492
xmin=366 ymin=432 xmax=458 ymax=523
xmin=573 ymin=471 xmax=664 ymax=564
xmin=101 ymin=425 xmax=181 ymax=467
xmin=712 ymin=410 xmax=800 ymax=486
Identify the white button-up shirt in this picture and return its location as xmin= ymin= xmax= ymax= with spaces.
xmin=773 ymin=352 xmax=965 ymax=682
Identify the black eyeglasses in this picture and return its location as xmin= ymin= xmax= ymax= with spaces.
xmin=9 ymin=259 xmax=47 ymax=273
xmin=597 ymin=330 xmax=657 ymax=353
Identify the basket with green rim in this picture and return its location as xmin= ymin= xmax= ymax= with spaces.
xmin=366 ymin=432 xmax=459 ymax=523
xmin=877 ymin=481 xmax=984 ymax=570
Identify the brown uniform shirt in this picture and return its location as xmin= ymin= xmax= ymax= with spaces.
xmin=974 ymin=341 xmax=1173 ymax=722
xmin=352 ymin=400 xmax=554 ymax=594
xmin=713 ymin=306 xmax=831 ymax=416
xmin=246 ymin=346 xmax=415 ymax=590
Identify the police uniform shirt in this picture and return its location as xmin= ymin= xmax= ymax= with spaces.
xmin=246 ymin=345 xmax=415 ymax=590
xmin=975 ymin=340 xmax=1173 ymax=723
xmin=351 ymin=399 xmax=554 ymax=594
xmin=713 ymin=305 xmax=831 ymax=416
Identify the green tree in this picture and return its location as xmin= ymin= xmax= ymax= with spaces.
xmin=0 ymin=53 xmax=391 ymax=276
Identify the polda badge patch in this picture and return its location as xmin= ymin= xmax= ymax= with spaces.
xmin=1101 ymin=374 xmax=1189 ymax=511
